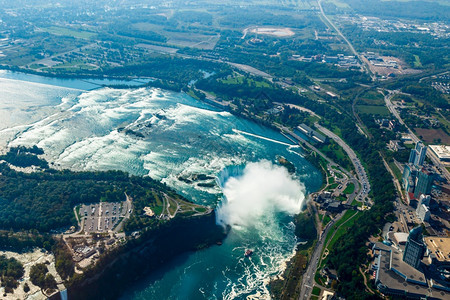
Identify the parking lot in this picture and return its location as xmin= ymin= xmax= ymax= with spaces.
xmin=80 ymin=201 xmax=130 ymax=233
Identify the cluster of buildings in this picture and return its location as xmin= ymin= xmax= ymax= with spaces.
xmin=73 ymin=245 xmax=97 ymax=262
xmin=374 ymin=141 xmax=450 ymax=298
xmin=337 ymin=15 xmax=450 ymax=39
xmin=402 ymin=142 xmax=435 ymax=206
xmin=376 ymin=118 xmax=398 ymax=131
xmin=291 ymin=53 xmax=360 ymax=68
xmin=365 ymin=52 xmax=398 ymax=69
xmin=373 ymin=227 xmax=450 ymax=299
xmin=432 ymin=81 xmax=450 ymax=95
xmin=315 ymin=191 xmax=355 ymax=213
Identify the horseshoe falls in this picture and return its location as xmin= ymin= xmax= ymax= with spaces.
xmin=0 ymin=71 xmax=322 ymax=299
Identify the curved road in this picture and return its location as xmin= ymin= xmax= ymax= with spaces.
xmin=315 ymin=123 xmax=371 ymax=202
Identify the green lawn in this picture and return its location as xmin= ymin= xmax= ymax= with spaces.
xmin=389 ymin=162 xmax=402 ymax=181
xmin=168 ymin=198 xmax=178 ymax=215
xmin=326 ymin=183 xmax=339 ymax=191
xmin=351 ymin=198 xmax=363 ymax=207
xmin=322 ymin=214 xmax=332 ymax=226
xmin=336 ymin=195 xmax=347 ymax=202
xmin=343 ymin=183 xmax=355 ymax=194
xmin=413 ymin=55 xmax=423 ymax=68
xmin=42 ymin=26 xmax=97 ymax=39
xmin=220 ymin=75 xmax=271 ymax=88
xmin=312 ymin=286 xmax=321 ymax=296
xmin=356 ymin=105 xmax=390 ymax=116
xmin=324 ymin=210 xmax=358 ymax=247
xmin=326 ymin=212 xmax=361 ymax=252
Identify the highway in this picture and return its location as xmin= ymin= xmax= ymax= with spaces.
xmin=298 ymin=211 xmax=345 ymax=300
xmin=315 ymin=123 xmax=371 ymax=202
xmin=316 ymin=0 xmax=372 ymax=77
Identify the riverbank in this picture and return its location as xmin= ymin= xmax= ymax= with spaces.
xmin=66 ymin=211 xmax=227 ymax=300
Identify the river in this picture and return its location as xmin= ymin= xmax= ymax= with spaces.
xmin=0 ymin=70 xmax=322 ymax=299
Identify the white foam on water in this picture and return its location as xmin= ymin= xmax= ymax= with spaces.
xmin=217 ymin=160 xmax=305 ymax=228
xmin=216 ymin=161 xmax=306 ymax=299
xmin=4 ymin=82 xmax=315 ymax=300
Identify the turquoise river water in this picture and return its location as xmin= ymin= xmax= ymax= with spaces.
xmin=0 ymin=70 xmax=322 ymax=299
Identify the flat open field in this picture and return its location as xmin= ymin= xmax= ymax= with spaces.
xmin=132 ymin=22 xmax=220 ymax=49
xmin=136 ymin=43 xmax=179 ymax=54
xmin=415 ymin=128 xmax=450 ymax=145
xmin=249 ymin=27 xmax=295 ymax=37
xmin=356 ymin=105 xmax=390 ymax=116
xmin=41 ymin=26 xmax=97 ymax=39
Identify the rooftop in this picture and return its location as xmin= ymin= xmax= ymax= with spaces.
xmin=374 ymin=243 xmax=449 ymax=299
xmin=425 ymin=237 xmax=450 ymax=262
xmin=430 ymin=145 xmax=450 ymax=161
xmin=393 ymin=232 xmax=409 ymax=245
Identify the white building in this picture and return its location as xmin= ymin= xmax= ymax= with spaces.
xmin=416 ymin=204 xmax=431 ymax=222
xmin=429 ymin=145 xmax=450 ymax=162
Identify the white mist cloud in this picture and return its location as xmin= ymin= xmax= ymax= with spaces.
xmin=216 ymin=160 xmax=305 ymax=228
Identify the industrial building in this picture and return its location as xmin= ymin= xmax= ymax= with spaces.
xmin=296 ymin=123 xmax=327 ymax=143
xmin=429 ymin=145 xmax=450 ymax=163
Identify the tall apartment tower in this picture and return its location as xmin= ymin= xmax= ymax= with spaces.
xmin=414 ymin=169 xmax=434 ymax=198
xmin=409 ymin=142 xmax=427 ymax=167
xmin=403 ymin=227 xmax=426 ymax=269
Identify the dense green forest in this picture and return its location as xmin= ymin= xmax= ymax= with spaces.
xmin=30 ymin=263 xmax=57 ymax=291
xmin=0 ymin=255 xmax=24 ymax=293
xmin=0 ymin=148 xmax=186 ymax=232
xmin=0 ymin=146 xmax=48 ymax=169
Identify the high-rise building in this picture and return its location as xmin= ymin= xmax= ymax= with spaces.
xmin=416 ymin=204 xmax=430 ymax=222
xmin=417 ymin=194 xmax=431 ymax=207
xmin=409 ymin=142 xmax=427 ymax=167
xmin=403 ymin=227 xmax=426 ymax=269
xmin=402 ymin=164 xmax=416 ymax=192
xmin=414 ymin=169 xmax=434 ymax=198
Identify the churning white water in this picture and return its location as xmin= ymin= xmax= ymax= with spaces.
xmin=0 ymin=71 xmax=323 ymax=299
xmin=217 ymin=160 xmax=305 ymax=229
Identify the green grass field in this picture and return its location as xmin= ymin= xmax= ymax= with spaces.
xmin=324 ymin=210 xmax=358 ymax=247
xmin=356 ymin=105 xmax=390 ymax=116
xmin=359 ymin=90 xmax=385 ymax=105
xmin=312 ymin=286 xmax=321 ymax=296
xmin=326 ymin=183 xmax=339 ymax=191
xmin=389 ymin=162 xmax=402 ymax=181
xmin=351 ymin=198 xmax=363 ymax=207
xmin=413 ymin=55 xmax=423 ymax=68
xmin=343 ymin=183 xmax=355 ymax=194
xmin=42 ymin=26 xmax=97 ymax=39
xmin=220 ymin=75 xmax=271 ymax=88
xmin=322 ymin=214 xmax=332 ymax=226
xmin=326 ymin=211 xmax=360 ymax=252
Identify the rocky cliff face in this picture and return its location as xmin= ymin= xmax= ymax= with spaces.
xmin=67 ymin=211 xmax=226 ymax=300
